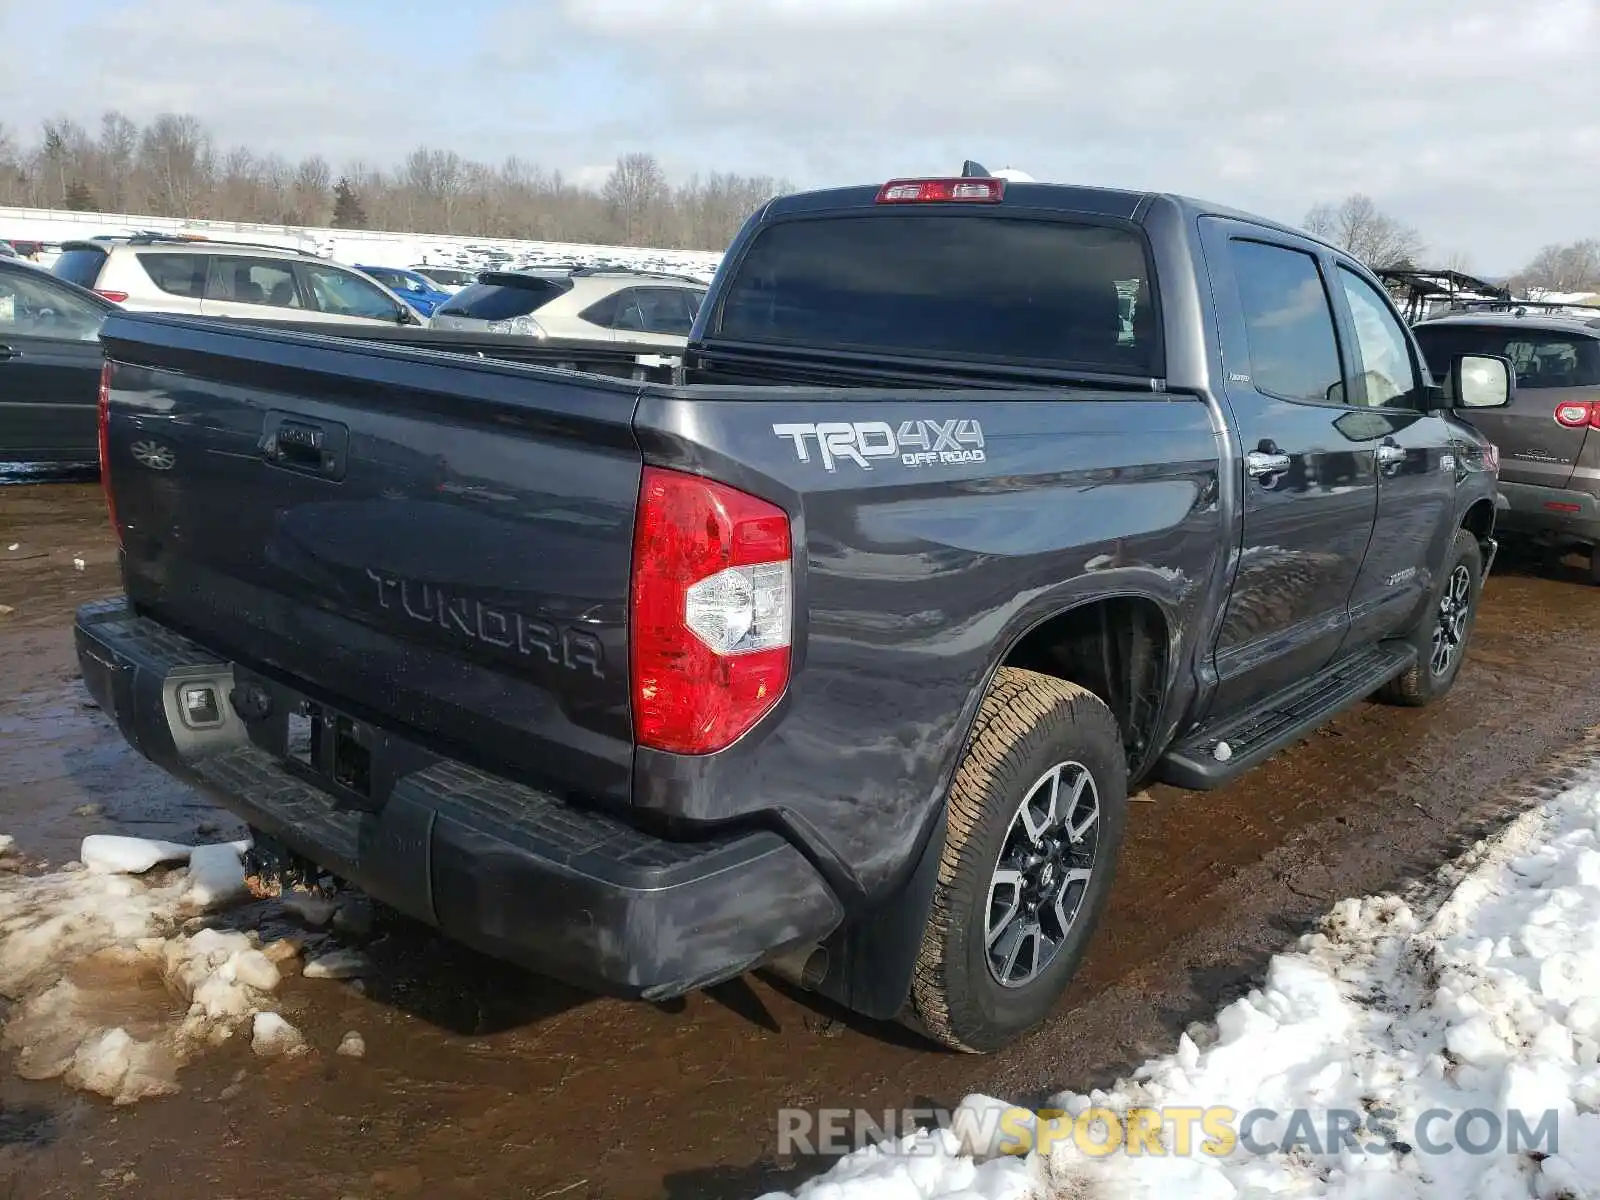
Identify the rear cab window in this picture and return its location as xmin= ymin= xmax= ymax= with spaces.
xmin=712 ymin=214 xmax=1160 ymax=375
xmin=51 ymin=246 xmax=109 ymax=289
xmin=436 ymin=275 xmax=574 ymax=320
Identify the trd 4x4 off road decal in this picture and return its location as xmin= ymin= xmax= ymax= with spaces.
xmin=771 ymin=419 xmax=986 ymax=472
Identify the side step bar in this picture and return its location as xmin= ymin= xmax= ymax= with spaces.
xmin=1155 ymin=643 xmax=1415 ymax=790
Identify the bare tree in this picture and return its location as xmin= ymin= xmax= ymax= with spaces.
xmin=603 ymin=153 xmax=670 ymax=246
xmin=1514 ymin=240 xmax=1600 ymax=294
xmin=98 ymin=112 xmax=139 ymax=211
xmin=137 ymin=114 xmax=213 ymax=216
xmin=287 ymin=155 xmax=332 ymax=226
xmin=1303 ymin=194 xmax=1425 ymax=270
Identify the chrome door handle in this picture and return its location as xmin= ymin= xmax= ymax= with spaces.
xmin=1377 ymin=443 xmax=1406 ymax=467
xmin=1246 ymin=451 xmax=1291 ymax=478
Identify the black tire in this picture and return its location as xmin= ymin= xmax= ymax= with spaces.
xmin=907 ymin=668 xmax=1128 ymax=1053
xmin=1378 ymin=529 xmax=1483 ymax=707
xmin=1588 ymin=546 xmax=1600 ymax=587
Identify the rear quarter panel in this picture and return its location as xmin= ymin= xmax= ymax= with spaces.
xmin=632 ymin=388 xmax=1224 ymax=903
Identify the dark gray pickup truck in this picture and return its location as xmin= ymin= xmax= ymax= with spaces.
xmin=77 ymin=172 xmax=1512 ymax=1052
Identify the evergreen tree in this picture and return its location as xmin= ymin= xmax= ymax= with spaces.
xmin=331 ymin=176 xmax=366 ymax=228
xmin=63 ymin=179 xmax=97 ymax=211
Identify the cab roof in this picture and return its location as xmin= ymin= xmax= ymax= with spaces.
xmin=759 ymin=179 xmax=1344 ymax=256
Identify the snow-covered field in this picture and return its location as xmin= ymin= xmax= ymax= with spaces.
xmin=7 ymin=760 xmax=1600 ymax=1197
xmin=0 ymin=204 xmax=725 ymax=281
xmin=756 ymin=761 xmax=1600 ymax=1200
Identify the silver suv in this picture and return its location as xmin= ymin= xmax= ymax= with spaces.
xmin=428 ymin=267 xmax=707 ymax=347
xmin=50 ymin=235 xmax=424 ymax=327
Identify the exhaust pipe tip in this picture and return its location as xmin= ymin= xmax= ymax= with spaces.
xmin=768 ymin=943 xmax=829 ymax=991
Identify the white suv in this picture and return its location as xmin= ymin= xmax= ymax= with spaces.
xmin=428 ymin=267 xmax=707 ymax=347
xmin=50 ymin=236 xmax=424 ymax=327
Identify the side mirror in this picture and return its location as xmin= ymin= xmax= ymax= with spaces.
xmin=1451 ymin=353 xmax=1514 ymax=409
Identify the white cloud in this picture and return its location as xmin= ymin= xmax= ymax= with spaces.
xmin=4 ymin=0 xmax=1598 ymax=271
xmin=513 ymin=0 xmax=1600 ymax=270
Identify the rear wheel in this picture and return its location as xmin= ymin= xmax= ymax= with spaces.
xmin=1588 ymin=545 xmax=1600 ymax=587
xmin=1378 ymin=529 xmax=1483 ymax=707
xmin=907 ymin=668 xmax=1127 ymax=1053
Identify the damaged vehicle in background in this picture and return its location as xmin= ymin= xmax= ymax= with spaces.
xmin=80 ymin=165 xmax=1509 ymax=1052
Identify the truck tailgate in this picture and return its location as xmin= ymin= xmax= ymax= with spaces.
xmin=98 ymin=313 xmax=641 ymax=804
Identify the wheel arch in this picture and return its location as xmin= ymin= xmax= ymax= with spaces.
xmin=1460 ymin=495 xmax=1496 ymax=559
xmin=808 ymin=588 xmax=1174 ymax=1024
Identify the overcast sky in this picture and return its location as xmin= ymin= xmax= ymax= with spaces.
xmin=1 ymin=0 xmax=1595 ymax=272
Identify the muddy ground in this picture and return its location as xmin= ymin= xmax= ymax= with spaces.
xmin=4 ymin=480 xmax=1600 ymax=1200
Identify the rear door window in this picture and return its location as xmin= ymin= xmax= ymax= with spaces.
xmin=138 ymin=253 xmax=209 ymax=299
xmin=715 ymin=215 xmax=1159 ymax=374
xmin=1228 ymin=240 xmax=1345 ymax=406
xmin=207 ymin=257 xmax=302 ymax=308
xmin=50 ymin=247 xmax=109 ymax=289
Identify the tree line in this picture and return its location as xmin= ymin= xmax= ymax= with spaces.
xmin=1 ymin=112 xmax=1595 ymax=292
xmin=0 ymin=112 xmax=792 ymax=252
xmin=1303 ymin=193 xmax=1597 ymax=295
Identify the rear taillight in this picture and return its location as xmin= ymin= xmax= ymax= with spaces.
xmin=94 ymin=290 xmax=129 ymax=303
xmin=97 ymin=360 xmax=122 ymax=548
xmin=631 ymin=466 xmax=792 ymax=755
xmin=1555 ymin=402 xmax=1591 ymax=428
xmin=875 ymin=177 xmax=1005 ymax=204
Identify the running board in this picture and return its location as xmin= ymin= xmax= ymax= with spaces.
xmin=1155 ymin=643 xmax=1416 ymax=791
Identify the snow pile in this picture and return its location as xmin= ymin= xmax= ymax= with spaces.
xmin=757 ymin=765 xmax=1600 ymax=1199
xmin=0 ymin=835 xmax=315 ymax=1104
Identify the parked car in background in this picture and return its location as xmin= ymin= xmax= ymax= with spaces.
xmin=1414 ymin=309 xmax=1600 ymax=582
xmin=354 ymin=265 xmax=452 ymax=316
xmin=50 ymin=235 xmax=425 ymax=327
xmin=0 ymin=240 xmax=20 ymax=260
xmin=410 ymin=265 xmax=477 ymax=293
xmin=428 ymin=266 xmax=706 ymax=347
xmin=0 ymin=257 xmax=118 ymax=465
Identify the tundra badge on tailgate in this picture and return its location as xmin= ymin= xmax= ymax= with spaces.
xmin=772 ymin=419 xmax=986 ymax=472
